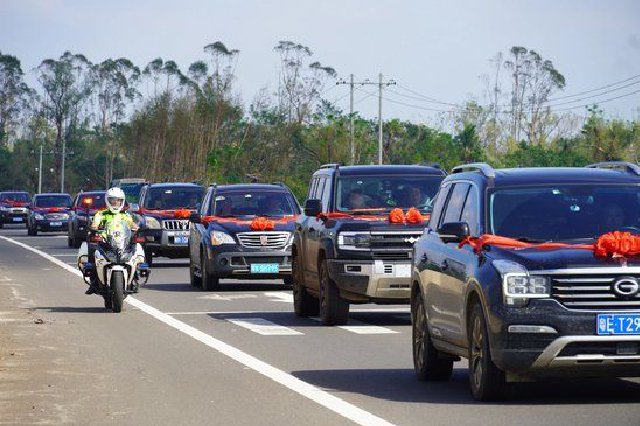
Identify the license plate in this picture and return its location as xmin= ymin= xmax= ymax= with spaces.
xmin=251 ymin=263 xmax=279 ymax=274
xmin=597 ymin=314 xmax=640 ymax=335
xmin=12 ymin=217 xmax=22 ymax=222
xmin=174 ymin=236 xmax=188 ymax=244
xmin=50 ymin=221 xmax=62 ymax=227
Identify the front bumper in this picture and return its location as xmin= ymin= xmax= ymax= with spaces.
xmin=206 ymin=247 xmax=292 ymax=279
xmin=327 ymin=259 xmax=412 ymax=303
xmin=141 ymin=228 xmax=190 ymax=257
xmin=0 ymin=209 xmax=28 ymax=224
xmin=34 ymin=219 xmax=69 ymax=232
xmin=488 ymin=299 xmax=640 ymax=377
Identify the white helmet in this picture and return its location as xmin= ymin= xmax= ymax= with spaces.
xmin=106 ymin=187 xmax=126 ymax=213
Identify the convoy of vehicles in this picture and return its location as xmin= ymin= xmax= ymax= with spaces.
xmin=188 ymin=182 xmax=300 ymax=290
xmin=411 ymin=161 xmax=640 ymax=400
xmin=291 ymin=164 xmax=446 ymax=325
xmin=5 ymin=162 xmax=640 ymax=400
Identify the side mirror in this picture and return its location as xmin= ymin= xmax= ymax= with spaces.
xmin=189 ymin=213 xmax=201 ymax=224
xmin=130 ymin=203 xmax=140 ymax=214
xmin=437 ymin=222 xmax=470 ymax=244
xmin=304 ymin=199 xmax=322 ymax=217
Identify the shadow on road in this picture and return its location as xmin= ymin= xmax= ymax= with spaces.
xmin=148 ymin=262 xmax=190 ymax=268
xmin=34 ymin=306 xmax=112 ymax=314
xmin=291 ymin=368 xmax=640 ymax=405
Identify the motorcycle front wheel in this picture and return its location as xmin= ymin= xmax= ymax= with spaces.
xmin=111 ymin=271 xmax=125 ymax=313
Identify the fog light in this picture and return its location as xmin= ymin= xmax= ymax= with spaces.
xmin=220 ymin=258 xmax=228 ymax=266
xmin=508 ymin=325 xmax=557 ymax=334
xmin=346 ymin=265 xmax=361 ymax=272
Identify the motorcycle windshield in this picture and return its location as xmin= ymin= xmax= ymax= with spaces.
xmin=104 ymin=218 xmax=132 ymax=254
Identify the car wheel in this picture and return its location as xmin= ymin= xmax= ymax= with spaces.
xmin=73 ymin=234 xmax=82 ymax=249
xmin=200 ymin=252 xmax=219 ymax=291
xmin=283 ymin=276 xmax=293 ymax=286
xmin=189 ymin=258 xmax=202 ymax=287
xmin=27 ymin=224 xmax=34 ymax=236
xmin=468 ymin=302 xmax=506 ymax=401
xmin=144 ymin=248 xmax=154 ymax=267
xmin=292 ymin=253 xmax=319 ymax=317
xmin=319 ymin=259 xmax=349 ymax=325
xmin=0 ymin=222 xmax=3 ymax=229
xmin=412 ymin=290 xmax=453 ymax=381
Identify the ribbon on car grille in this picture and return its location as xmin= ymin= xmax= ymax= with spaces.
xmin=318 ymin=208 xmax=429 ymax=224
xmin=458 ymin=231 xmax=640 ymax=259
xmin=201 ymin=215 xmax=298 ymax=230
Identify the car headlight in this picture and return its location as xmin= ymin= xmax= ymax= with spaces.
xmin=34 ymin=213 xmax=44 ymax=220
xmin=338 ymin=232 xmax=371 ymax=250
xmin=60 ymin=213 xmax=69 ymax=220
xmin=210 ymin=231 xmax=235 ymax=245
xmin=493 ymin=260 xmax=550 ymax=306
xmin=145 ymin=216 xmax=161 ymax=229
xmin=77 ymin=215 xmax=88 ymax=222
xmin=0 ymin=206 xmax=9 ymax=212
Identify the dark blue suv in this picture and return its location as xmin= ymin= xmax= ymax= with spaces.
xmin=412 ymin=162 xmax=640 ymax=400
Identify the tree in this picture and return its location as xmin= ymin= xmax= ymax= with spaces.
xmin=0 ymin=52 xmax=32 ymax=146
xmin=36 ymin=51 xmax=93 ymax=190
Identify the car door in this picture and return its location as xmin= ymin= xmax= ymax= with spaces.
xmin=191 ymin=189 xmax=210 ymax=265
xmin=303 ymin=176 xmax=327 ymax=288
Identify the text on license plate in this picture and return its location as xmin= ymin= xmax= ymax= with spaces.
xmin=250 ymin=263 xmax=279 ymax=274
xmin=12 ymin=217 xmax=22 ymax=222
xmin=50 ymin=221 xmax=62 ymax=227
xmin=174 ymin=236 xmax=188 ymax=244
xmin=597 ymin=314 xmax=640 ymax=335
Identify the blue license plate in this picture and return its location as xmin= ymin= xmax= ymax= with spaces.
xmin=174 ymin=236 xmax=188 ymax=244
xmin=50 ymin=221 xmax=62 ymax=227
xmin=597 ymin=314 xmax=640 ymax=335
xmin=250 ymin=263 xmax=279 ymax=274
xmin=12 ymin=217 xmax=22 ymax=222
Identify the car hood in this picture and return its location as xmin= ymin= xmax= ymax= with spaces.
xmin=209 ymin=217 xmax=297 ymax=233
xmin=328 ymin=216 xmax=427 ymax=232
xmin=32 ymin=207 xmax=71 ymax=214
xmin=486 ymin=245 xmax=640 ymax=271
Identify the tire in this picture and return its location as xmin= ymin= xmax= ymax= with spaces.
xmin=27 ymin=225 xmax=34 ymax=236
xmin=73 ymin=235 xmax=82 ymax=249
xmin=200 ymin=252 xmax=219 ymax=291
xmin=31 ymin=226 xmax=38 ymax=236
xmin=319 ymin=259 xmax=349 ymax=325
xmin=468 ymin=303 xmax=506 ymax=401
xmin=412 ymin=290 xmax=453 ymax=381
xmin=144 ymin=248 xmax=154 ymax=266
xmin=0 ymin=222 xmax=3 ymax=229
xmin=67 ymin=235 xmax=73 ymax=247
xmin=189 ymin=259 xmax=202 ymax=287
xmin=283 ymin=276 xmax=293 ymax=286
xmin=292 ymin=253 xmax=319 ymax=317
xmin=104 ymin=294 xmax=112 ymax=309
xmin=111 ymin=271 xmax=125 ymax=313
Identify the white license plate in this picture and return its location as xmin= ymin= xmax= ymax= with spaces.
xmin=12 ymin=217 xmax=22 ymax=222
xmin=174 ymin=236 xmax=188 ymax=244
xmin=50 ymin=221 xmax=62 ymax=227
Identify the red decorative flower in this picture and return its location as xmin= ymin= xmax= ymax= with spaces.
xmin=594 ymin=231 xmax=640 ymax=258
xmin=251 ymin=216 xmax=275 ymax=231
xmin=174 ymin=209 xmax=192 ymax=219
xmin=405 ymin=208 xmax=424 ymax=224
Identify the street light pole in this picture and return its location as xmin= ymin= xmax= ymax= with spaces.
xmin=61 ymin=138 xmax=66 ymax=193
xmin=38 ymin=145 xmax=43 ymax=194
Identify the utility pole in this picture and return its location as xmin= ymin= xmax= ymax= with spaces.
xmin=38 ymin=145 xmax=42 ymax=194
xmin=336 ymin=73 xmax=395 ymax=165
xmin=61 ymin=138 xmax=66 ymax=193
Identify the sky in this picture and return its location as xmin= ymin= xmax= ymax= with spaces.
xmin=1 ymin=0 xmax=639 ymax=123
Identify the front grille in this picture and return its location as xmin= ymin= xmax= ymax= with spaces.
xmin=162 ymin=220 xmax=190 ymax=230
xmin=236 ymin=232 xmax=290 ymax=249
xmin=550 ymin=274 xmax=640 ymax=310
xmin=46 ymin=213 xmax=67 ymax=220
xmin=370 ymin=231 xmax=423 ymax=250
xmin=373 ymin=251 xmax=411 ymax=260
xmin=558 ymin=341 xmax=640 ymax=357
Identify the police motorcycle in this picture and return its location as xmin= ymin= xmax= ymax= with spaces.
xmin=77 ymin=218 xmax=150 ymax=313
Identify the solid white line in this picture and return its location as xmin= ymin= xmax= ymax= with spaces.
xmin=263 ymin=291 xmax=294 ymax=303
xmin=167 ymin=310 xmax=291 ymax=315
xmin=227 ymin=318 xmax=303 ymax=335
xmin=338 ymin=325 xmax=398 ymax=335
xmin=0 ymin=235 xmax=395 ymax=426
xmin=52 ymin=253 xmax=77 ymax=257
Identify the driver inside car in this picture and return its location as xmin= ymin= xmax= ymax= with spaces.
xmin=85 ymin=187 xmax=138 ymax=295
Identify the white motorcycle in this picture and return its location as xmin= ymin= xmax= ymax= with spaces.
xmin=77 ymin=219 xmax=150 ymax=313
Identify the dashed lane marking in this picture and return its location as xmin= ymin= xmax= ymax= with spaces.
xmin=0 ymin=235 xmax=395 ymax=426
xmin=310 ymin=317 xmax=399 ymax=335
xmin=263 ymin=291 xmax=294 ymax=303
xmin=227 ymin=318 xmax=303 ymax=335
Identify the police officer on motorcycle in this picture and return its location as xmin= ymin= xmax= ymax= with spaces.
xmin=85 ymin=187 xmax=138 ymax=294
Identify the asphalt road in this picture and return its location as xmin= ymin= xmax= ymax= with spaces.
xmin=1 ymin=224 xmax=640 ymax=425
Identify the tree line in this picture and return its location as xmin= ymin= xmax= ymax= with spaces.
xmin=0 ymin=42 xmax=638 ymax=201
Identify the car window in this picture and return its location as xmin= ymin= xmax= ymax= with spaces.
xmin=34 ymin=195 xmax=72 ymax=208
xmin=308 ymin=178 xmax=318 ymax=201
xmin=460 ymin=186 xmax=478 ymax=235
xmin=321 ymin=176 xmax=332 ymax=212
xmin=315 ymin=177 xmax=326 ymax=201
xmin=428 ymin=183 xmax=452 ymax=231
xmin=441 ymin=183 xmax=471 ymax=225
xmin=212 ymin=190 xmax=299 ymax=218
xmin=144 ymin=187 xmax=204 ymax=210
xmin=77 ymin=193 xmax=106 ymax=209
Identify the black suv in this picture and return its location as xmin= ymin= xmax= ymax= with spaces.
xmin=189 ymin=183 xmax=301 ymax=290
xmin=67 ymin=191 xmax=106 ymax=248
xmin=134 ymin=182 xmax=205 ymax=265
xmin=293 ymin=164 xmax=446 ymax=325
xmin=27 ymin=193 xmax=73 ymax=235
xmin=411 ymin=162 xmax=640 ymax=400
xmin=0 ymin=191 xmax=30 ymax=228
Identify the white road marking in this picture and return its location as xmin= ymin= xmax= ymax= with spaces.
xmin=52 ymin=253 xmax=77 ymax=257
xmin=0 ymin=235 xmax=395 ymax=426
xmin=263 ymin=291 xmax=294 ymax=303
xmin=227 ymin=318 xmax=303 ymax=336
xmin=198 ymin=293 xmax=258 ymax=301
xmin=166 ymin=310 xmax=291 ymax=315
xmin=310 ymin=317 xmax=398 ymax=335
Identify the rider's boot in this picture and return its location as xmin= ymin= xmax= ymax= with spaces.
xmin=85 ymin=275 xmax=98 ymax=295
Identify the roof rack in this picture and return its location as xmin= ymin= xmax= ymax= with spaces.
xmin=451 ymin=163 xmax=496 ymax=178
xmin=319 ymin=163 xmax=340 ymax=169
xmin=585 ymin=161 xmax=640 ymax=176
xmin=271 ymin=181 xmax=287 ymax=188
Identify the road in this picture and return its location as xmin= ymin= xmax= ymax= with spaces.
xmin=1 ymin=225 xmax=639 ymax=425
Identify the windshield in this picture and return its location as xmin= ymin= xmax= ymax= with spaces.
xmin=144 ymin=187 xmax=203 ymax=210
xmin=78 ymin=193 xmax=106 ymax=209
xmin=335 ymin=175 xmax=442 ymax=213
xmin=34 ymin=195 xmax=72 ymax=208
xmin=490 ymin=184 xmax=640 ymax=242
xmin=120 ymin=183 xmax=145 ymax=204
xmin=211 ymin=191 xmax=300 ymax=218
xmin=0 ymin=193 xmax=29 ymax=202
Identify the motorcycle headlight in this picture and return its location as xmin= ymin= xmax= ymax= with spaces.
xmin=210 ymin=231 xmax=235 ymax=245
xmin=145 ymin=216 xmax=161 ymax=229
xmin=493 ymin=260 xmax=550 ymax=306
xmin=34 ymin=213 xmax=44 ymax=220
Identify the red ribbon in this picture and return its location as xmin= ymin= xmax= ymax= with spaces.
xmin=201 ymin=215 xmax=298 ymax=228
xmin=459 ymin=231 xmax=640 ymax=259
xmin=319 ymin=208 xmax=428 ymax=224
xmin=4 ymin=201 xmax=29 ymax=208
